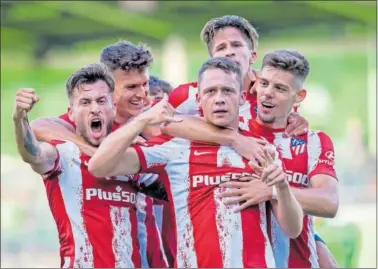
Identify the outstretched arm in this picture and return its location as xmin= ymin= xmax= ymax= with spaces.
xmin=31 ymin=117 xmax=96 ymax=157
xmin=89 ymin=94 xmax=181 ymax=177
xmin=161 ymin=116 xmax=266 ymax=165
xmin=13 ymin=88 xmax=58 ymax=175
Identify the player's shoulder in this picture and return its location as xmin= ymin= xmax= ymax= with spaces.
xmin=307 ymin=130 xmax=334 ymax=144
xmin=50 ymin=140 xmax=80 ymax=158
xmin=168 ymin=81 xmax=198 ymax=107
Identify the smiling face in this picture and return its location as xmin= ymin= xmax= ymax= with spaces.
xmin=256 ymin=66 xmax=306 ymax=128
xmin=209 ymin=27 xmax=257 ymax=79
xmin=69 ymin=80 xmax=115 ymax=147
xmin=197 ymin=68 xmax=246 ymax=129
xmin=112 ymin=68 xmax=149 ymax=123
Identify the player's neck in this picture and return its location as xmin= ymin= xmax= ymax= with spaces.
xmin=256 ymin=116 xmax=288 ymax=130
xmin=115 ymin=111 xmax=132 ymax=125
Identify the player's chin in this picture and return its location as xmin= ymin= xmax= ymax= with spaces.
xmin=211 ymin=118 xmax=232 ymax=128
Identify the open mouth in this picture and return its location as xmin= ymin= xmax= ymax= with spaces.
xmin=261 ymin=102 xmax=275 ymax=109
xmin=90 ymin=119 xmax=103 ymax=133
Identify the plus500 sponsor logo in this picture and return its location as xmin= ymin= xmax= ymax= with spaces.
xmin=192 ymin=172 xmax=252 ymax=188
xmin=85 ymin=188 xmax=136 ymax=204
xmin=286 ymin=170 xmax=309 ymax=186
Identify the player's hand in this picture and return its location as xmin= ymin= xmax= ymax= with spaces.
xmin=220 ymin=178 xmax=272 ymax=212
xmin=131 ymin=136 xmax=148 ymax=146
xmin=231 ymin=132 xmax=268 ymax=167
xmin=284 ymin=112 xmax=308 ymax=137
xmin=249 ymin=147 xmax=288 ymax=189
xmin=13 ymin=88 xmax=40 ymax=121
xmin=139 ymin=94 xmax=182 ymax=126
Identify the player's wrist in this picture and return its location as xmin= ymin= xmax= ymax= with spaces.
xmin=12 ymin=110 xmax=27 ymax=122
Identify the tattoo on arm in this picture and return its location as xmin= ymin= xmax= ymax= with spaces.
xmin=23 ymin=118 xmax=41 ymax=157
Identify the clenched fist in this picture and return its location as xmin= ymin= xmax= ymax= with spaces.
xmin=13 ymin=88 xmax=40 ymax=121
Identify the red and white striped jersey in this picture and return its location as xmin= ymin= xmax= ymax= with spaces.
xmin=44 ymin=140 xmax=141 ymax=268
xmin=136 ymin=192 xmax=169 ymax=268
xmin=133 ymin=131 xmax=278 ymax=268
xmin=57 ymin=113 xmax=170 ymax=268
xmin=168 ymin=82 xmax=258 ymax=123
xmin=248 ymin=120 xmax=338 ymax=268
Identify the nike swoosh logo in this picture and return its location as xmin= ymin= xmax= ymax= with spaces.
xmin=84 ymin=160 xmax=89 ymax=166
xmin=193 ymin=151 xmax=211 ymax=156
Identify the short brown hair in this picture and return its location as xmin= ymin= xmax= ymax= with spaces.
xmin=262 ymin=49 xmax=310 ymax=82
xmin=65 ymin=63 xmax=115 ymax=99
xmin=198 ymin=57 xmax=243 ymax=91
xmin=200 ymin=15 xmax=259 ymax=54
xmin=100 ymin=40 xmax=153 ymax=72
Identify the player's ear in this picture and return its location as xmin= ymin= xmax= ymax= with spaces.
xmin=195 ymin=91 xmax=201 ymax=105
xmin=295 ymin=89 xmax=307 ymax=105
xmin=239 ymin=89 xmax=247 ymax=106
xmin=249 ymin=50 xmax=257 ymax=65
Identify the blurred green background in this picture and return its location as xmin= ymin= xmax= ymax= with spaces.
xmin=1 ymin=1 xmax=376 ymax=268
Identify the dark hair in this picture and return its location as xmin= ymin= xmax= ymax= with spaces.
xmin=149 ymin=75 xmax=173 ymax=94
xmin=65 ymin=63 xmax=114 ymax=99
xmin=262 ymin=49 xmax=310 ymax=82
xmin=201 ymin=15 xmax=259 ymax=54
xmin=198 ymin=57 xmax=243 ymax=90
xmin=100 ymin=40 xmax=153 ymax=72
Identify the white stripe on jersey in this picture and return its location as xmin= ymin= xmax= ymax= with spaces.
xmin=270 ymin=213 xmax=290 ymax=268
xmin=274 ymin=132 xmax=292 ymax=159
xmin=217 ymin=145 xmax=246 ymax=168
xmin=136 ymin=193 xmax=149 ymax=268
xmin=153 ymin=204 xmax=164 ymax=233
xmin=239 ymin=98 xmax=253 ymax=122
xmin=213 ymin=188 xmax=244 ymax=267
xmin=307 ymin=131 xmax=322 ymax=177
xmin=165 ymin=139 xmax=198 ymax=268
xmin=307 ymin=217 xmax=319 ymax=268
xmin=260 ymin=203 xmax=276 ymax=268
xmin=110 ymin=206 xmax=134 ymax=268
xmin=56 ymin=142 xmax=94 ymax=268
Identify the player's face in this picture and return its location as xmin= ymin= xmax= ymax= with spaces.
xmin=149 ymin=86 xmax=164 ymax=102
xmin=113 ymin=68 xmax=149 ymax=121
xmin=197 ymin=69 xmax=246 ymax=129
xmin=69 ymin=80 xmax=115 ymax=147
xmin=210 ymin=27 xmax=257 ymax=80
xmin=256 ymin=67 xmax=306 ymax=126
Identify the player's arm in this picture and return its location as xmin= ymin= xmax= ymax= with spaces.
xmin=257 ymin=147 xmax=303 ymax=238
xmin=161 ymin=116 xmax=266 ymax=165
xmin=30 ymin=117 xmax=97 ymax=157
xmin=89 ymin=94 xmax=180 ymax=177
xmin=290 ymin=132 xmax=339 ymax=218
xmin=13 ymin=88 xmax=58 ymax=175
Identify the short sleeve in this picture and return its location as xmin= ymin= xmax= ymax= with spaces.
xmin=168 ymin=82 xmax=199 ymax=115
xmin=42 ymin=140 xmax=65 ymax=180
xmin=133 ymin=135 xmax=175 ymax=174
xmin=308 ymin=131 xmax=337 ymax=179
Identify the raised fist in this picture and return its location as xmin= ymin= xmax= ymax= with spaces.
xmin=13 ymin=88 xmax=40 ymax=120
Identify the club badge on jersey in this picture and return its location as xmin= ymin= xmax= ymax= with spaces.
xmin=291 ymin=137 xmax=306 ymax=156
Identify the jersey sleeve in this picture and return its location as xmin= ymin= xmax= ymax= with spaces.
xmin=308 ymin=131 xmax=337 ymax=179
xmin=168 ymin=82 xmax=199 ymax=115
xmin=59 ymin=112 xmax=76 ymax=129
xmin=133 ymin=135 xmax=174 ymax=174
xmin=42 ymin=140 xmax=65 ymax=180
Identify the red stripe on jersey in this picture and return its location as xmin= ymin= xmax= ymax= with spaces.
xmin=80 ymin=154 xmax=115 ymax=267
xmin=188 ymin=146 xmax=223 ymax=267
xmin=161 ymin=202 xmax=176 ymax=267
xmin=288 ymin=216 xmax=311 ymax=268
xmin=44 ymin=176 xmax=76 ymax=267
xmin=145 ymin=198 xmax=167 ymax=267
xmin=168 ymin=82 xmax=197 ymax=108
